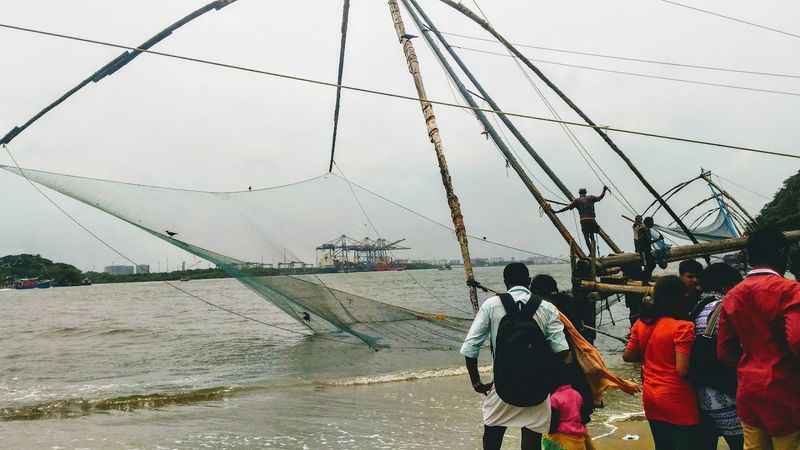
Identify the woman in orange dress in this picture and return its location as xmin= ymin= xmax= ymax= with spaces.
xmin=623 ymin=275 xmax=700 ymax=450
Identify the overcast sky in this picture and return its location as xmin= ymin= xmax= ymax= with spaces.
xmin=1 ymin=0 xmax=798 ymax=271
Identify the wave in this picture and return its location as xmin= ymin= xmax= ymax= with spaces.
xmin=320 ymin=365 xmax=491 ymax=387
xmin=2 ymin=365 xmax=491 ymax=421
xmin=0 ymin=386 xmax=241 ymax=422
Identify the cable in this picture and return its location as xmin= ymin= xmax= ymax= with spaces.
xmin=439 ymin=30 xmax=800 ymax=81
xmin=712 ymin=174 xmax=771 ymax=201
xmin=332 ymin=172 xmax=569 ymax=262
xmin=507 ymin=50 xmax=639 ymax=216
xmin=334 ymin=162 xmax=482 ymax=316
xmin=452 ymin=46 xmax=800 ymax=99
xmin=0 ymin=22 xmax=797 ymax=160
xmin=658 ymin=0 xmax=800 ymax=41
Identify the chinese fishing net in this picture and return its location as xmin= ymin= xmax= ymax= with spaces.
xmin=1 ymin=165 xmax=544 ymax=350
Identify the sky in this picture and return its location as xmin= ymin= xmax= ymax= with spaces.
xmin=0 ymin=0 xmax=798 ymax=271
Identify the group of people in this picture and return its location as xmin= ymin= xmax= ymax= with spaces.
xmin=623 ymin=227 xmax=800 ymax=450
xmin=458 ymin=226 xmax=799 ymax=450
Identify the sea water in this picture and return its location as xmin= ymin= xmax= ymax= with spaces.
xmin=0 ymin=264 xmax=641 ymax=449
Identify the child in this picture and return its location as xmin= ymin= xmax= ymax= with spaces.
xmin=543 ymin=363 xmax=595 ymax=450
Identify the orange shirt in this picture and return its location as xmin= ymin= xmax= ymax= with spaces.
xmin=627 ymin=318 xmax=699 ymax=425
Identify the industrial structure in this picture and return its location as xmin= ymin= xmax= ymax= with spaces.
xmin=316 ymin=235 xmax=409 ymax=271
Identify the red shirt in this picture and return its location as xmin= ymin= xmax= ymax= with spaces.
xmin=717 ymin=268 xmax=800 ymax=435
xmin=626 ymin=317 xmax=699 ymax=425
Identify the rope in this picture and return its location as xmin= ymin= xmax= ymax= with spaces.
xmin=333 ymin=163 xmax=476 ymax=316
xmin=438 ymin=31 xmax=800 ymax=80
xmin=331 ymin=173 xmax=569 ymax=262
xmin=658 ymin=0 xmax=800 ymax=41
xmin=453 ymin=45 xmax=800 ymax=99
xmin=508 ymin=52 xmax=639 ymax=216
xmin=0 ymin=22 xmax=797 ymax=160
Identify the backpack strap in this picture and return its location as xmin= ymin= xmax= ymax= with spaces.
xmin=498 ymin=293 xmax=517 ymax=318
xmin=523 ymin=294 xmax=543 ymax=317
xmin=704 ymin=301 xmax=725 ymax=338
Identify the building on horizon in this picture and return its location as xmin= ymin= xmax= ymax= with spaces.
xmin=104 ymin=265 xmax=135 ymax=276
xmin=136 ymin=265 xmax=150 ymax=274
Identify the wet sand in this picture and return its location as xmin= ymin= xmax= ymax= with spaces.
xmin=593 ymin=418 xmax=732 ymax=450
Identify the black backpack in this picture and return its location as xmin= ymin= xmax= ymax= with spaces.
xmin=688 ymin=301 xmax=737 ymax=396
xmin=493 ymin=293 xmax=559 ymax=407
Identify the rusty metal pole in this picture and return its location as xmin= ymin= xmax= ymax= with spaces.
xmin=387 ymin=0 xmax=479 ymax=312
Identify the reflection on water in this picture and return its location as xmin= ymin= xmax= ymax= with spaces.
xmin=0 ymin=265 xmax=642 ymax=449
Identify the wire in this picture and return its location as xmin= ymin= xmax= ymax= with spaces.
xmin=0 ymin=22 xmax=797 ymax=160
xmin=332 ymin=172 xmax=569 ymax=262
xmin=439 ymin=30 xmax=800 ymax=81
xmin=712 ymin=174 xmax=771 ymax=201
xmin=452 ymin=46 xmax=800 ymax=99
xmin=658 ymin=0 xmax=800 ymax=41
xmin=507 ymin=49 xmax=639 ymax=216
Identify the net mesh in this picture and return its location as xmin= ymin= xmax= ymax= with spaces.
xmin=1 ymin=165 xmax=493 ymax=349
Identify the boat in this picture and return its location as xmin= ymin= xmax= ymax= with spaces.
xmin=36 ymin=280 xmax=52 ymax=289
xmin=14 ymin=278 xmax=38 ymax=290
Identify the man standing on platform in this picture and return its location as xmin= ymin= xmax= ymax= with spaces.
xmin=555 ymin=186 xmax=609 ymax=258
xmin=718 ymin=228 xmax=800 ymax=449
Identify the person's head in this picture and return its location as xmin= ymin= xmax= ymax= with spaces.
xmin=678 ymin=259 xmax=702 ymax=291
xmin=531 ymin=274 xmax=558 ymax=296
xmin=747 ymin=227 xmax=790 ymax=274
xmin=700 ymin=262 xmax=743 ymax=293
xmin=634 ymin=215 xmax=643 ymax=224
xmin=641 ymin=275 xmax=686 ymax=323
xmin=578 ymin=188 xmax=587 ymax=196
xmin=503 ymin=262 xmax=530 ymax=289
xmin=643 ymin=216 xmax=654 ymax=228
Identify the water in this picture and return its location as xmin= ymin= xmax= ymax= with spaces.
xmin=0 ymin=265 xmax=642 ymax=449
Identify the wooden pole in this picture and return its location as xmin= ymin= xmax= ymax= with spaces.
xmin=398 ymin=0 xmax=585 ymax=259
xmin=437 ymin=0 xmax=702 ymax=248
xmin=387 ymin=0 xmax=479 ymax=312
xmin=404 ymin=0 xmax=621 ymax=255
xmin=597 ymin=230 xmax=800 ymax=269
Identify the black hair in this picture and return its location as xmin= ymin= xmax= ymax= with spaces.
xmin=643 ymin=216 xmax=654 ymax=227
xmin=700 ymin=262 xmax=742 ymax=293
xmin=578 ymin=188 xmax=587 ymax=195
xmin=679 ymin=259 xmax=703 ymax=276
xmin=531 ymin=274 xmax=558 ymax=296
xmin=641 ymin=275 xmax=686 ymax=323
xmin=503 ymin=262 xmax=530 ymax=289
xmin=747 ymin=226 xmax=789 ymax=272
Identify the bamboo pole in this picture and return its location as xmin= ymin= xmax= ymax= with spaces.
xmin=404 ymin=0 xmax=620 ymax=255
xmin=436 ymin=0 xmax=702 ymax=248
xmin=597 ymin=230 xmax=800 ymax=269
xmin=398 ymin=0 xmax=585 ymax=259
xmin=386 ymin=0 xmax=479 ymax=312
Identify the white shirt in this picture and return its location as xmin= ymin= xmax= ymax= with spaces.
xmin=460 ymin=285 xmax=569 ymax=359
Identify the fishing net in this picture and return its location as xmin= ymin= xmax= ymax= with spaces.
xmin=1 ymin=165 xmax=547 ymax=349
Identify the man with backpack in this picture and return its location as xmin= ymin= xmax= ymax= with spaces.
xmin=461 ymin=263 xmax=570 ymax=450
